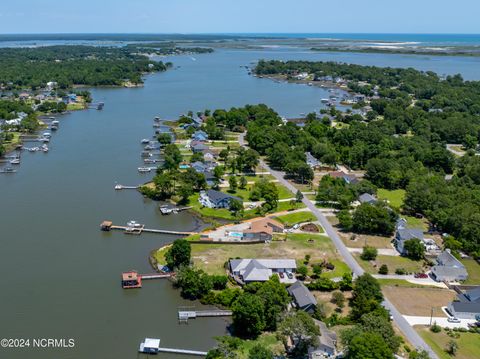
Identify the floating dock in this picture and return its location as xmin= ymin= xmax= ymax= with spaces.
xmin=114 ymin=184 xmax=139 ymax=190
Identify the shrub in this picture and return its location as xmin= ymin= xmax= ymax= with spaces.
xmin=378 ymin=264 xmax=389 ymax=275
xmin=430 ymin=322 xmax=442 ymax=333
xmin=395 ymin=267 xmax=406 ymax=275
xmin=360 ymin=246 xmax=378 ymax=261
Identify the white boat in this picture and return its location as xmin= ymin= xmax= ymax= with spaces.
xmin=50 ymin=125 xmax=58 ymax=131
xmin=1 ymin=167 xmax=17 ymax=173
xmin=39 ymin=137 xmax=50 ymax=143
xmin=28 ymin=147 xmax=39 ymax=152
xmin=321 ymin=98 xmax=329 ymax=103
xmin=141 ymin=139 xmax=150 ymax=144
xmin=138 ymin=167 xmax=152 ymax=173
xmin=51 ymin=120 xmax=59 ymax=126
xmin=43 ymin=132 xmax=51 ymax=138
xmin=41 ymin=144 xmax=49 ymax=152
xmin=154 ymin=117 xmax=160 ymax=122
xmin=127 ymin=220 xmax=143 ymax=228
xmin=114 ymin=184 xmax=123 ymax=190
xmin=10 ymin=159 xmax=20 ymax=165
xmin=144 ymin=159 xmax=156 ymax=164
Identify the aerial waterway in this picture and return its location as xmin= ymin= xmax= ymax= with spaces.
xmin=1 ymin=46 xmax=479 ymax=359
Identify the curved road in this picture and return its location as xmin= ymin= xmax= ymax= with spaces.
xmin=239 ymin=133 xmax=438 ymax=359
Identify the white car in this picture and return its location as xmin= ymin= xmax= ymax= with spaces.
xmin=447 ymin=317 xmax=461 ymax=323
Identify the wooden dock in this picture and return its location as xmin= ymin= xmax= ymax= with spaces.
xmin=178 ymin=310 xmax=232 ymax=322
xmin=157 ymin=347 xmax=207 ymax=356
xmin=114 ymin=184 xmax=139 ymax=190
xmin=140 ymin=273 xmax=172 ymax=280
xmin=101 ymin=221 xmax=195 ymax=236
xmin=159 ymin=206 xmax=193 ymax=215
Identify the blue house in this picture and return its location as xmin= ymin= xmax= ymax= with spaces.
xmin=192 ymin=130 xmax=208 ymax=142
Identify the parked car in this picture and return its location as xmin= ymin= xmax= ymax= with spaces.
xmin=279 ymin=272 xmax=285 ymax=279
xmin=287 ymin=272 xmax=293 ymax=279
xmin=447 ymin=317 xmax=461 ymax=323
xmin=414 ymin=273 xmax=428 ymax=278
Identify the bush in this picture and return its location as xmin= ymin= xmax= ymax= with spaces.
xmin=360 ymin=246 xmax=378 ymax=261
xmin=395 ymin=267 xmax=406 ymax=275
xmin=378 ymin=264 xmax=389 ymax=275
xmin=430 ymin=322 xmax=442 ymax=333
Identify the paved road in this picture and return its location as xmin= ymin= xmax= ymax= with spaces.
xmin=239 ymin=133 xmax=439 ymax=358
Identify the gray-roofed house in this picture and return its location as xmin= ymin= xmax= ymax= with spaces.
xmin=191 ymin=142 xmax=209 ymax=153
xmin=358 ymin=193 xmax=377 ymax=205
xmin=394 ymin=219 xmax=424 ymax=255
xmin=229 ymin=258 xmax=297 ymax=283
xmin=431 ymin=250 xmax=468 ymax=282
xmin=308 ymin=320 xmax=337 ymax=358
xmin=191 ymin=161 xmax=207 ymax=173
xmin=448 ymin=301 xmax=480 ymax=320
xmin=287 ymin=281 xmax=317 ymax=313
xmin=199 ymin=189 xmax=241 ymax=209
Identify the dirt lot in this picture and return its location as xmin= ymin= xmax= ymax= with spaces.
xmin=383 ymin=286 xmax=456 ymax=317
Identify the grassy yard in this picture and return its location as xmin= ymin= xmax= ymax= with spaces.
xmin=340 ymin=233 xmax=393 ymax=249
xmin=191 ymin=233 xmax=344 ymax=276
xmin=225 ymin=181 xmax=294 ymax=201
xmin=377 ymin=278 xmax=433 ymax=288
xmin=377 ymin=188 xmax=406 ymax=209
xmin=234 ymin=333 xmax=285 ymax=358
xmin=461 ymin=259 xmax=480 ymax=285
xmin=418 ymin=328 xmax=480 ymax=359
xmin=355 ymin=253 xmax=426 ymax=274
xmin=383 ymin=286 xmax=456 ymax=317
xmin=404 ymin=215 xmax=429 ymax=231
xmin=274 ymin=211 xmax=317 ymax=226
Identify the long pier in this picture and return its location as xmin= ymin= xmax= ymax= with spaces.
xmin=101 ymin=221 xmax=195 ymax=236
xmin=140 ymin=273 xmax=172 ymax=280
xmin=157 ymin=347 xmax=207 ymax=356
xmin=178 ymin=310 xmax=233 ymax=322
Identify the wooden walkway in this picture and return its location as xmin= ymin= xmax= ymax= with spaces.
xmin=140 ymin=273 xmax=172 ymax=280
xmin=178 ymin=310 xmax=232 ymax=322
xmin=109 ymin=225 xmax=195 ymax=236
xmin=157 ymin=347 xmax=208 ymax=356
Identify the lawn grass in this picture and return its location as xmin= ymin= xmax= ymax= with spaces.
xmin=191 ymin=233 xmax=340 ymax=275
xmin=461 ymin=259 xmax=480 ymax=285
xmin=383 ymin=286 xmax=455 ymax=317
xmin=340 ymin=233 xmax=393 ymax=249
xmin=224 ymin=179 xmax=293 ymax=201
xmin=377 ymin=188 xmax=406 ymax=209
xmin=418 ymin=328 xmax=480 ymax=359
xmin=404 ymin=215 xmax=429 ymax=231
xmin=355 ymin=253 xmax=425 ymax=274
xmin=274 ymin=211 xmax=317 ymax=226
xmin=234 ymin=333 xmax=285 ymax=358
xmin=377 ymin=278 xmax=431 ymax=288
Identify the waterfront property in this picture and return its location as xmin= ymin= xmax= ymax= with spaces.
xmin=199 ymin=189 xmax=242 ymax=209
xmin=121 ymin=271 xmax=142 ymax=289
xmin=242 ymin=217 xmax=285 ymax=241
xmin=431 ymin=250 xmax=468 ymax=282
xmin=229 ymin=258 xmax=297 ymax=283
xmin=287 ymin=281 xmax=317 ymax=314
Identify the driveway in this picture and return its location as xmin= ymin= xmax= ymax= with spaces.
xmin=403 ymin=315 xmax=476 ymax=329
xmin=239 ymin=132 xmax=440 ymax=358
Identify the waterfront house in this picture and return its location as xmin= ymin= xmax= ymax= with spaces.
xmin=431 ymin=250 xmax=468 ymax=282
xmin=229 ymin=258 xmax=297 ymax=283
xmin=243 ymin=217 xmax=285 ymax=242
xmin=203 ymin=150 xmax=216 ymax=162
xmin=203 ymin=171 xmax=217 ymax=187
xmin=199 ymin=189 xmax=241 ymax=209
xmin=287 ymin=281 xmax=317 ymax=313
xmin=308 ymin=320 xmax=337 ymax=358
xmin=358 ymin=193 xmax=377 ymax=205
xmin=192 ymin=130 xmax=208 ymax=142
xmin=447 ymin=287 xmax=480 ymax=320
xmin=121 ymin=271 xmax=142 ymax=289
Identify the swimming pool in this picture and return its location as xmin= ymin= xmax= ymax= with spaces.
xmin=228 ymin=232 xmax=244 ymax=238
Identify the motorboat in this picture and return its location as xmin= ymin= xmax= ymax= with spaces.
xmin=141 ymin=139 xmax=150 ymax=144
xmin=10 ymin=158 xmax=20 ymax=165
xmin=41 ymin=144 xmax=49 ymax=152
xmin=137 ymin=167 xmax=152 ymax=173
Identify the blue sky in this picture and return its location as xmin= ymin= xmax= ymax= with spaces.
xmin=1 ymin=0 xmax=479 ymax=34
